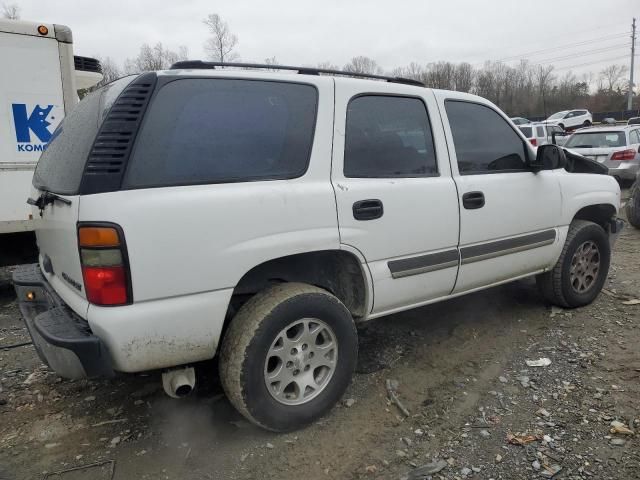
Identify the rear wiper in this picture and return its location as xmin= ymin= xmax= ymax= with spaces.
xmin=27 ymin=190 xmax=72 ymax=216
xmin=571 ymin=145 xmax=593 ymax=148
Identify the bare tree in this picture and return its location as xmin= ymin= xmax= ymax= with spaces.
xmin=2 ymin=2 xmax=20 ymax=19
xmin=124 ymin=43 xmax=188 ymax=74
xmin=203 ymin=14 xmax=239 ymax=62
xmin=599 ymin=64 xmax=628 ymax=92
xmin=343 ymin=56 xmax=383 ymax=75
xmin=317 ymin=61 xmax=340 ymax=71
xmin=95 ymin=57 xmax=122 ymax=86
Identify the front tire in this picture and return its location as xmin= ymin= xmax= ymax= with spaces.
xmin=537 ymin=220 xmax=610 ymax=308
xmin=583 ymin=120 xmax=591 ymax=128
xmin=626 ymin=181 xmax=640 ymax=229
xmin=219 ymin=283 xmax=358 ymax=432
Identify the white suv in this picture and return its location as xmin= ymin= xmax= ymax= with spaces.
xmin=544 ymin=109 xmax=593 ymax=131
xmin=13 ymin=62 xmax=622 ymax=432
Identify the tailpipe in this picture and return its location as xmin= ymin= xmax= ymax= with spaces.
xmin=162 ymin=366 xmax=196 ymax=398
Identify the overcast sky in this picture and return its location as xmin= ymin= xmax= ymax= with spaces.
xmin=15 ymin=0 xmax=638 ymax=78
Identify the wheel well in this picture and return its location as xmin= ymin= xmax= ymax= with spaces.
xmin=573 ymin=204 xmax=616 ymax=230
xmin=228 ymin=250 xmax=368 ymax=320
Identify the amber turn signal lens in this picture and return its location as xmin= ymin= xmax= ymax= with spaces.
xmin=78 ymin=227 xmax=120 ymax=247
xmin=26 ymin=291 xmax=36 ymax=301
xmin=37 ymin=25 xmax=49 ymax=35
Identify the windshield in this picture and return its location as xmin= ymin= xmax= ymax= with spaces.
xmin=565 ymin=131 xmax=626 ymax=148
xmin=33 ymin=76 xmax=137 ymax=195
xmin=518 ymin=126 xmax=532 ymax=137
xmin=548 ymin=111 xmax=568 ymax=120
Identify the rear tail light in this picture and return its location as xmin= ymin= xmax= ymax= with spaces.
xmin=529 ymin=138 xmax=538 ymax=146
xmin=611 ymin=149 xmax=636 ymax=161
xmin=78 ymin=225 xmax=131 ymax=305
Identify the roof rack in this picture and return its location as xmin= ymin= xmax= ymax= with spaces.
xmin=169 ymin=60 xmax=424 ymax=87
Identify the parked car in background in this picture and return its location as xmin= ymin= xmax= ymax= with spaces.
xmin=626 ymin=173 xmax=640 ymax=228
xmin=518 ymin=123 xmax=567 ymax=146
xmin=546 ymin=124 xmax=569 ymax=145
xmin=564 ymin=126 xmax=640 ymax=185
xmin=544 ymin=109 xmax=592 ymax=131
xmin=510 ymin=116 xmax=531 ymax=125
xmin=628 ymin=117 xmax=640 ymax=126
xmin=602 ymin=118 xmax=617 ymax=125
xmin=518 ymin=124 xmax=543 ymax=146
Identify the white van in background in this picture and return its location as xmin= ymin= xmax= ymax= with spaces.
xmin=0 ymin=19 xmax=102 ymax=265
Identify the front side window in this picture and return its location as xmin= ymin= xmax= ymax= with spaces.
xmin=344 ymin=95 xmax=437 ymax=178
xmin=124 ymin=79 xmax=318 ymax=188
xmin=445 ymin=100 xmax=527 ymax=174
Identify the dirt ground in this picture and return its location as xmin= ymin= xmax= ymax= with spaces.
xmin=1 ymin=201 xmax=639 ymax=480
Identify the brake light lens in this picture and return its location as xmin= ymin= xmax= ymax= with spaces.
xmin=78 ymin=225 xmax=131 ymax=305
xmin=611 ymin=149 xmax=636 ymax=161
xmin=530 ymin=138 xmax=538 ymax=146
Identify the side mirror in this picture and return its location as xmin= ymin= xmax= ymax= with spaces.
xmin=530 ymin=144 xmax=567 ymax=171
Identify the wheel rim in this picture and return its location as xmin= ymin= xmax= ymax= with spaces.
xmin=569 ymin=240 xmax=600 ymax=293
xmin=264 ymin=318 xmax=338 ymax=406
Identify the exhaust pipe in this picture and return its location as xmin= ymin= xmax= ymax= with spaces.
xmin=162 ymin=366 xmax=196 ymax=398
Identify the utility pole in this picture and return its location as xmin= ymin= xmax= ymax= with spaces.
xmin=628 ymin=17 xmax=636 ymax=111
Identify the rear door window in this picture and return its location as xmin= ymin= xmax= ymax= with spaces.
xmin=344 ymin=95 xmax=437 ymax=178
xmin=33 ymin=76 xmax=137 ymax=194
xmin=123 ymin=79 xmax=318 ymax=188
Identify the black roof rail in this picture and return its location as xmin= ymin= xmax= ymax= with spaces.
xmin=169 ymin=60 xmax=424 ymax=87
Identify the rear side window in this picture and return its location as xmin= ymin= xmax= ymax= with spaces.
xmin=518 ymin=126 xmax=532 ymax=137
xmin=344 ymin=95 xmax=437 ymax=178
xmin=536 ymin=126 xmax=545 ymax=137
xmin=124 ymin=79 xmax=318 ymax=188
xmin=33 ymin=76 xmax=137 ymax=195
xmin=629 ymin=130 xmax=640 ymax=144
xmin=445 ymin=100 xmax=527 ymax=174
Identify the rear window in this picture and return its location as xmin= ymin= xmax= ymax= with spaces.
xmin=33 ymin=76 xmax=137 ymax=195
xmin=565 ymin=132 xmax=626 ymax=148
xmin=518 ymin=126 xmax=532 ymax=137
xmin=123 ymin=79 xmax=318 ymax=188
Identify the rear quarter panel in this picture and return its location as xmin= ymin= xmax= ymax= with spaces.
xmin=80 ymin=76 xmax=338 ymax=370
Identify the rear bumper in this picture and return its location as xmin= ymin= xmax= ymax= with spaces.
xmin=12 ymin=264 xmax=113 ymax=379
xmin=608 ymin=163 xmax=640 ymax=181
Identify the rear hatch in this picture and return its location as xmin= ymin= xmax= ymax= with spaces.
xmin=30 ymin=76 xmax=136 ymax=314
xmin=564 ymin=131 xmax=627 ymax=167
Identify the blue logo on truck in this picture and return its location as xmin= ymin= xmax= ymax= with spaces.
xmin=12 ymin=103 xmax=56 ymax=152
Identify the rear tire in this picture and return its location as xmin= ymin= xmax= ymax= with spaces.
xmin=626 ymin=181 xmax=640 ymax=229
xmin=536 ymin=220 xmax=610 ymax=308
xmin=558 ymin=123 xmax=565 ymax=131
xmin=219 ymin=282 xmax=358 ymax=432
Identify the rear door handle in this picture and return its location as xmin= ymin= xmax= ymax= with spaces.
xmin=353 ymin=199 xmax=384 ymax=220
xmin=462 ymin=191 xmax=485 ymax=210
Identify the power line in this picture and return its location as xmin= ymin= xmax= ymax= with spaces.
xmin=535 ymin=43 xmax=631 ymax=65
xmin=496 ymin=31 xmax=630 ymax=62
xmin=553 ymin=54 xmax=637 ymax=72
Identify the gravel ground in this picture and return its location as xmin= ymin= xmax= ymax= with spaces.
xmin=1 ymin=208 xmax=638 ymax=480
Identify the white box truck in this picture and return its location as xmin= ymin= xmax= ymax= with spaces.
xmin=0 ymin=19 xmax=102 ymax=266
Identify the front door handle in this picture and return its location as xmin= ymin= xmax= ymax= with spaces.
xmin=353 ymin=199 xmax=384 ymax=220
xmin=462 ymin=191 xmax=485 ymax=210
